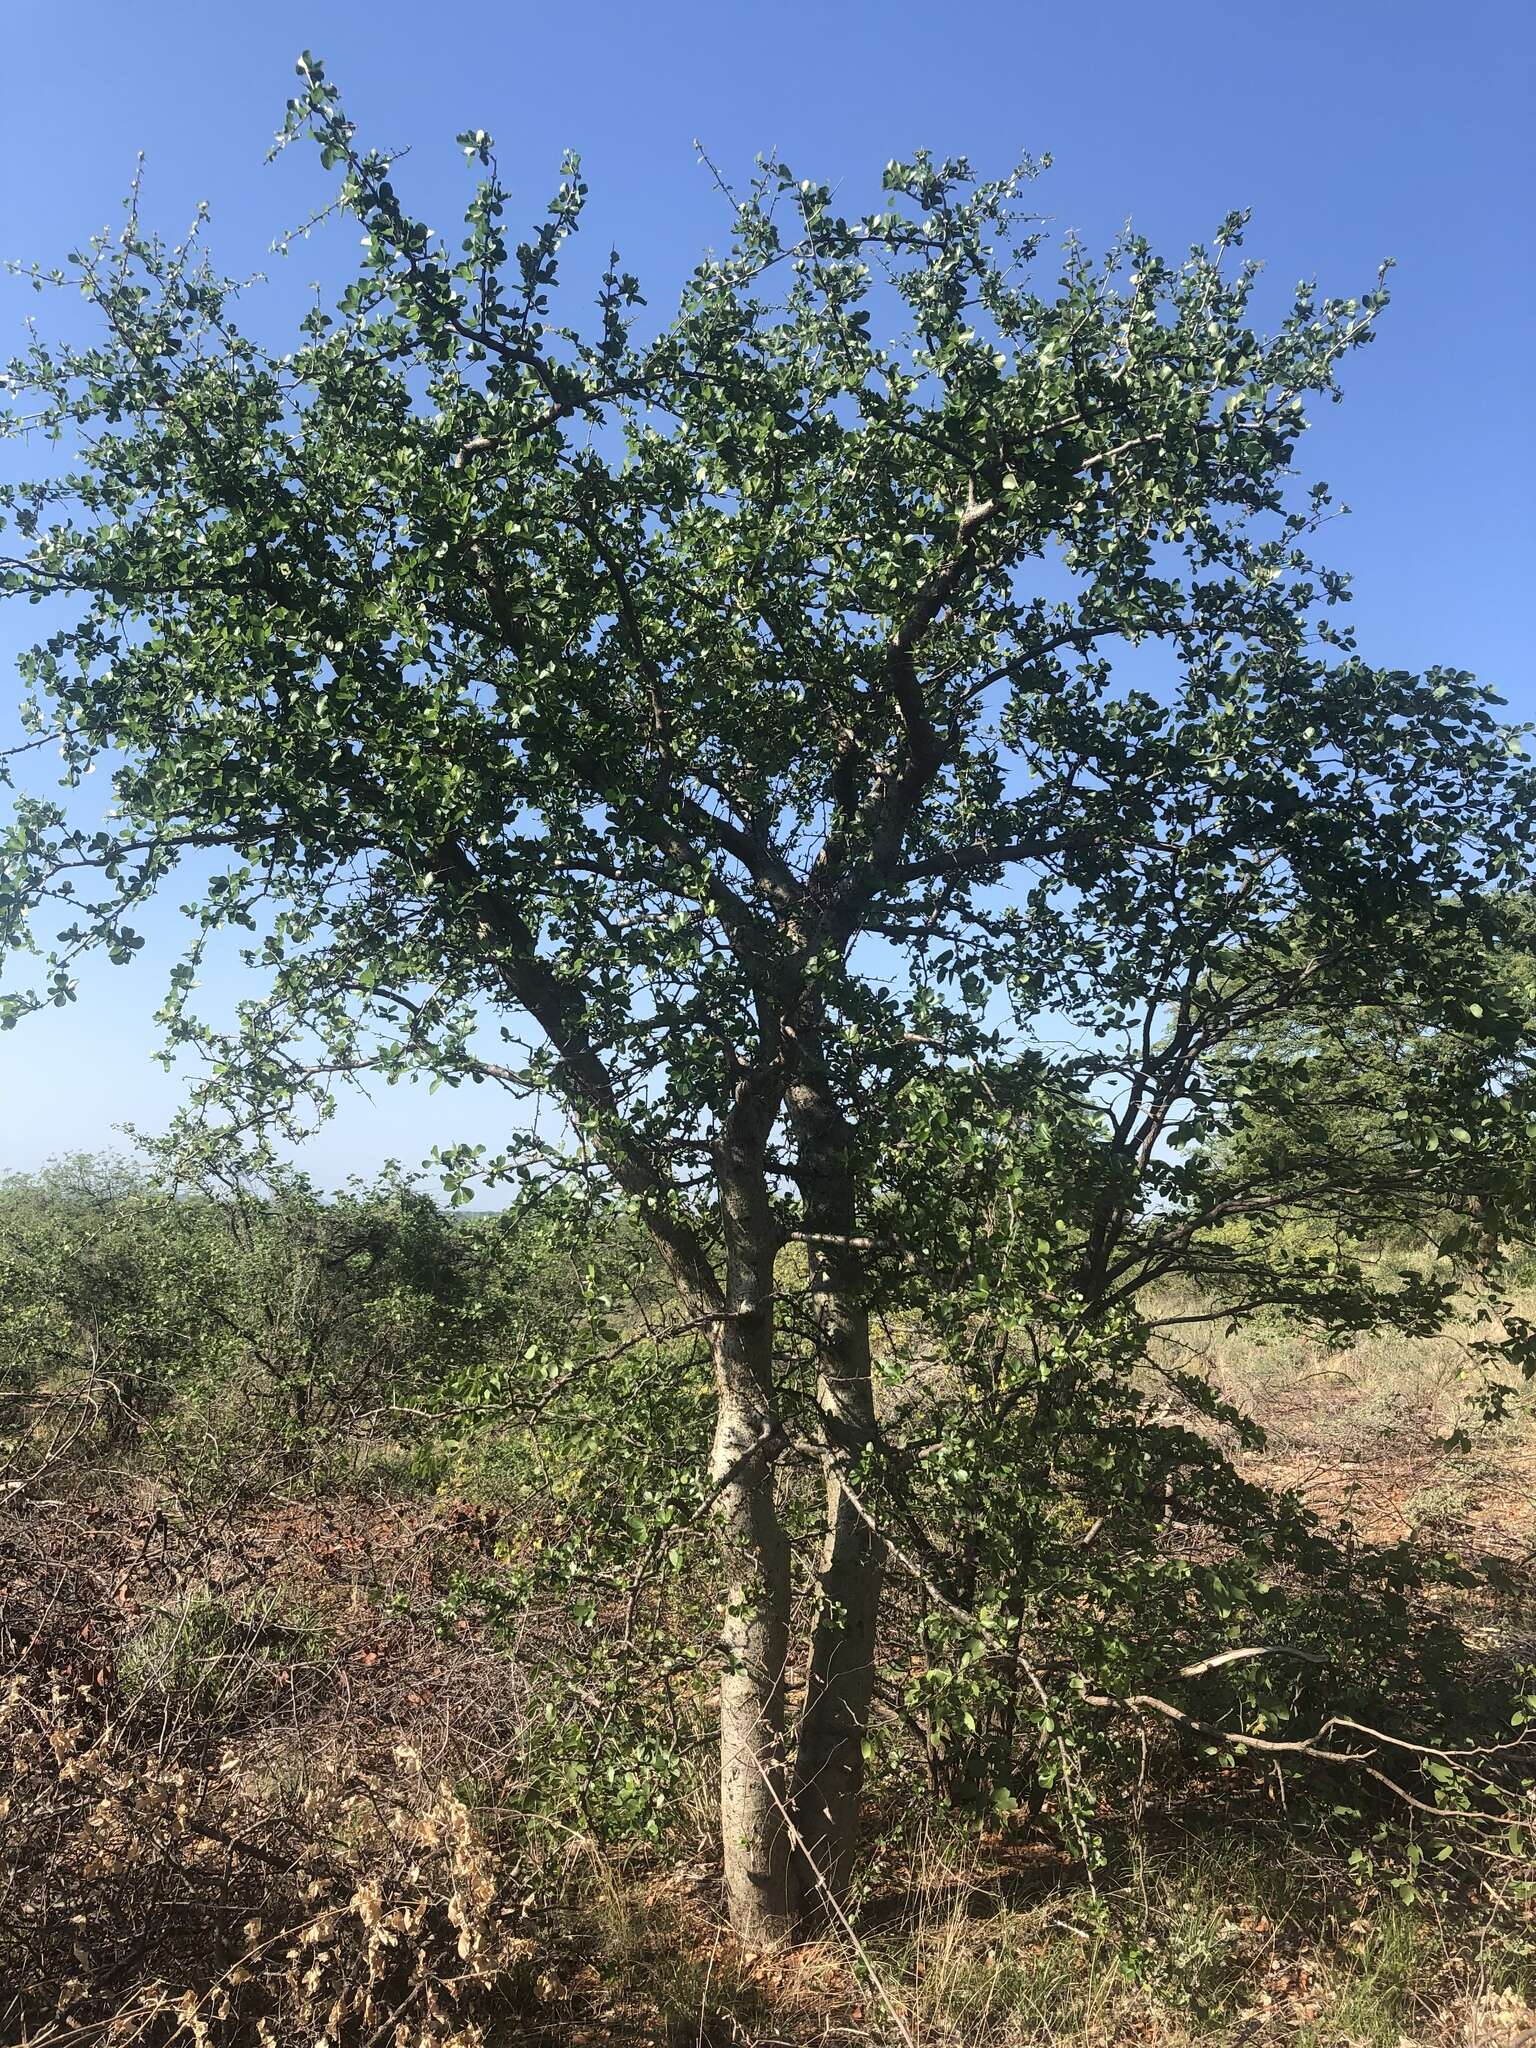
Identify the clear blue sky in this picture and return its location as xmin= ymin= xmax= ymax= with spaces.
xmin=1 ymin=0 xmax=1532 ymax=1185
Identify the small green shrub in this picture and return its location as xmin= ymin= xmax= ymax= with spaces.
xmin=117 ymin=1586 xmax=320 ymax=1723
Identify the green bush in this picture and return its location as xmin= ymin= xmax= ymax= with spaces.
xmin=0 ymin=1148 xmax=619 ymax=1493
xmin=117 ymin=1585 xmax=320 ymax=1724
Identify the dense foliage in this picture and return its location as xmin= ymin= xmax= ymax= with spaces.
xmin=0 ymin=1150 xmax=579 ymax=1488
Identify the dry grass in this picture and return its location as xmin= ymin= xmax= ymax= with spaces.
xmin=4 ymin=1292 xmax=1536 ymax=2046
xmin=1150 ymin=1270 xmax=1536 ymax=1563
xmin=853 ymin=1824 xmax=1536 ymax=2046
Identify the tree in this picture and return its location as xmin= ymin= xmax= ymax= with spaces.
xmin=3 ymin=59 xmax=1532 ymax=1939
xmin=1200 ymin=894 xmax=1536 ymax=1277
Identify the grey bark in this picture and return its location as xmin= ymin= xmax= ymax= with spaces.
xmin=784 ymin=1040 xmax=886 ymax=1916
xmin=711 ymin=1112 xmax=798 ymax=1946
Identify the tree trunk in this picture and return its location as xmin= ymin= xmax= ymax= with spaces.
xmin=789 ymin=1271 xmax=884 ymax=1913
xmin=712 ymin=1126 xmax=798 ymax=1946
xmin=461 ymin=855 xmax=800 ymax=1940
xmin=784 ymin=1049 xmax=886 ymax=1918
